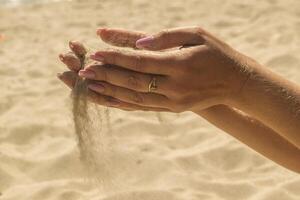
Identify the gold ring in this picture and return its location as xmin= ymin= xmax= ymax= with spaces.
xmin=148 ymin=77 xmax=157 ymax=92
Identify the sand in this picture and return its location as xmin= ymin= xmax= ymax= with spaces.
xmin=0 ymin=0 xmax=300 ymax=199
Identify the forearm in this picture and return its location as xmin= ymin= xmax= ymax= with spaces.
xmin=195 ymin=105 xmax=300 ymax=173
xmin=231 ymin=64 xmax=300 ymax=147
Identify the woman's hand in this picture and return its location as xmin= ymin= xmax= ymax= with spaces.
xmin=58 ymin=41 xmax=170 ymax=112
xmin=58 ymin=27 xmax=300 ymax=170
xmin=93 ymin=27 xmax=300 ymax=148
xmin=79 ymin=27 xmax=252 ymax=112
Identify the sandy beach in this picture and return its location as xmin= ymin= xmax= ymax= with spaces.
xmin=0 ymin=0 xmax=300 ymax=199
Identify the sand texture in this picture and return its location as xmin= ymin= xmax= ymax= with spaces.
xmin=0 ymin=0 xmax=300 ymax=199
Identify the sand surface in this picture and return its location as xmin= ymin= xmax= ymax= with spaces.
xmin=0 ymin=0 xmax=300 ymax=199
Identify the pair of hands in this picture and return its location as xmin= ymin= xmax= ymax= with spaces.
xmin=58 ymin=27 xmax=251 ymax=113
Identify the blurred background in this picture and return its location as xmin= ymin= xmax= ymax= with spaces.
xmin=0 ymin=0 xmax=68 ymax=6
xmin=0 ymin=0 xmax=299 ymax=200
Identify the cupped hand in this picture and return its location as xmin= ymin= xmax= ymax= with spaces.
xmin=58 ymin=41 xmax=169 ymax=112
xmin=58 ymin=27 xmax=253 ymax=113
xmin=86 ymin=27 xmax=252 ymax=112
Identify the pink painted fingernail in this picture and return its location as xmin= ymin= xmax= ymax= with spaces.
xmin=88 ymin=83 xmax=105 ymax=93
xmin=136 ymin=36 xmax=154 ymax=49
xmin=78 ymin=70 xmax=95 ymax=79
xmin=90 ymin=53 xmax=104 ymax=62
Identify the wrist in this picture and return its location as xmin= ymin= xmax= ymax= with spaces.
xmin=226 ymin=56 xmax=263 ymax=108
xmin=228 ymin=60 xmax=269 ymax=109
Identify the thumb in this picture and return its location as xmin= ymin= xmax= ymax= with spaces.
xmin=136 ymin=27 xmax=206 ymax=50
xmin=97 ymin=28 xmax=147 ymax=49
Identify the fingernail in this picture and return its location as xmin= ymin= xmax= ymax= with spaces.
xmin=109 ymin=99 xmax=121 ymax=107
xmin=69 ymin=40 xmax=75 ymax=48
xmin=59 ymin=54 xmax=64 ymax=62
xmin=96 ymin=28 xmax=107 ymax=36
xmin=90 ymin=53 xmax=104 ymax=62
xmin=136 ymin=36 xmax=154 ymax=49
xmin=78 ymin=70 xmax=95 ymax=79
xmin=88 ymin=83 xmax=105 ymax=93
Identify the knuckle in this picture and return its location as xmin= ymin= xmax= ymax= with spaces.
xmin=127 ymin=74 xmax=140 ymax=89
xmin=194 ymin=26 xmax=207 ymax=40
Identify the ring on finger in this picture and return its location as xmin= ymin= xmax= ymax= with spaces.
xmin=148 ymin=76 xmax=158 ymax=92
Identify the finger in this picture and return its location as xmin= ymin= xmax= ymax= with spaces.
xmin=57 ymin=71 xmax=77 ymax=88
xmin=87 ymin=81 xmax=170 ymax=108
xmin=59 ymin=52 xmax=82 ymax=72
xmin=57 ymin=70 xmax=125 ymax=106
xmin=69 ymin=40 xmax=87 ymax=58
xmin=78 ymin=64 xmax=169 ymax=94
xmin=117 ymin=103 xmax=170 ymax=112
xmin=57 ymin=71 xmax=169 ymax=112
xmin=136 ymin=27 xmax=206 ymax=50
xmin=97 ymin=28 xmax=147 ymax=48
xmin=90 ymin=49 xmax=172 ymax=75
xmin=88 ymin=92 xmax=170 ymax=112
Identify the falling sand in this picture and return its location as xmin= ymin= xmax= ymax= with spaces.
xmin=71 ymin=49 xmax=114 ymax=189
xmin=70 ymin=47 xmax=137 ymax=193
